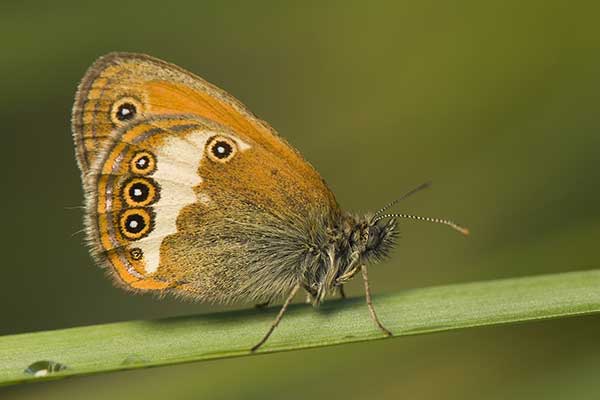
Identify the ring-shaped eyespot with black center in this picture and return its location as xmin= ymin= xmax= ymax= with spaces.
xmin=129 ymin=150 xmax=156 ymax=175
xmin=110 ymin=96 xmax=143 ymax=126
xmin=206 ymin=136 xmax=238 ymax=163
xmin=122 ymin=177 xmax=159 ymax=207
xmin=119 ymin=208 xmax=153 ymax=240
xmin=129 ymin=247 xmax=144 ymax=261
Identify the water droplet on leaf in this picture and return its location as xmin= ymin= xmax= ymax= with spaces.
xmin=24 ymin=360 xmax=67 ymax=377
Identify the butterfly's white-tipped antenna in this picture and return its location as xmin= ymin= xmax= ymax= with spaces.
xmin=373 ymin=213 xmax=470 ymax=236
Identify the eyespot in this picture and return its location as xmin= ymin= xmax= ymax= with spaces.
xmin=130 ymin=247 xmax=143 ymax=260
xmin=206 ymin=136 xmax=238 ymax=163
xmin=130 ymin=151 xmax=156 ymax=175
xmin=110 ymin=97 xmax=143 ymax=125
xmin=122 ymin=177 xmax=159 ymax=207
xmin=119 ymin=208 xmax=153 ymax=240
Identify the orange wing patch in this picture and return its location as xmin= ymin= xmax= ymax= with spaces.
xmin=72 ymin=53 xmax=334 ymax=210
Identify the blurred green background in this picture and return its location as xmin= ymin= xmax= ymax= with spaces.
xmin=2 ymin=0 xmax=600 ymax=398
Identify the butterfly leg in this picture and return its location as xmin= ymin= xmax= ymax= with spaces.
xmin=254 ymin=297 xmax=273 ymax=309
xmin=305 ymin=292 xmax=312 ymax=304
xmin=303 ymin=284 xmax=318 ymax=305
xmin=251 ymin=283 xmax=301 ymax=352
xmin=361 ymin=264 xmax=392 ymax=336
xmin=338 ymin=284 xmax=346 ymax=299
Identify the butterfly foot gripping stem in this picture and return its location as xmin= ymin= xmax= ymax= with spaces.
xmin=254 ymin=300 xmax=271 ymax=309
xmin=361 ymin=264 xmax=392 ymax=337
xmin=251 ymin=283 xmax=301 ymax=352
xmin=338 ymin=284 xmax=346 ymax=299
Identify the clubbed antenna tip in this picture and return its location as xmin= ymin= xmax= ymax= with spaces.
xmin=451 ymin=224 xmax=470 ymax=236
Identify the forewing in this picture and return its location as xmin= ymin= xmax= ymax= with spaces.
xmin=72 ymin=52 xmax=320 ymax=189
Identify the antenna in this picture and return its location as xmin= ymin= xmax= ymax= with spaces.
xmin=372 ymin=181 xmax=431 ymax=220
xmin=374 ymin=212 xmax=470 ymax=236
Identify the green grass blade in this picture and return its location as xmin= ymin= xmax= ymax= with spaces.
xmin=2 ymin=269 xmax=600 ymax=386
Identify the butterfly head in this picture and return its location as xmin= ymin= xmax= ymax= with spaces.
xmin=363 ymin=216 xmax=399 ymax=262
xmin=306 ymin=212 xmax=398 ymax=303
xmin=307 ymin=186 xmax=469 ymax=303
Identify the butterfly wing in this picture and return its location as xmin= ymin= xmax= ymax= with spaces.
xmin=87 ymin=114 xmax=340 ymax=302
xmin=72 ymin=52 xmax=321 ymax=193
xmin=74 ymin=52 xmax=346 ymax=302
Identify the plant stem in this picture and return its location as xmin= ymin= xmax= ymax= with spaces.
xmin=2 ymin=269 xmax=600 ymax=386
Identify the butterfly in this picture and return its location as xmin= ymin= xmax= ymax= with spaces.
xmin=71 ymin=53 xmax=468 ymax=351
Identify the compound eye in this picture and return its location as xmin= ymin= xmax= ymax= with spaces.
xmin=206 ymin=136 xmax=237 ymax=163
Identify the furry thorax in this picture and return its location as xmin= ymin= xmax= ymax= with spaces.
xmin=299 ymin=213 xmax=398 ymax=305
